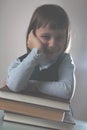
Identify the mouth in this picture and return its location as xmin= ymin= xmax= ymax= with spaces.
xmin=44 ymin=47 xmax=54 ymax=53
xmin=44 ymin=47 xmax=62 ymax=58
xmin=44 ymin=46 xmax=59 ymax=53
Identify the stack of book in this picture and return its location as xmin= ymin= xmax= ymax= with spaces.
xmin=0 ymin=86 xmax=75 ymax=129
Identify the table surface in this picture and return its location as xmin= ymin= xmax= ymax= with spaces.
xmin=0 ymin=110 xmax=87 ymax=130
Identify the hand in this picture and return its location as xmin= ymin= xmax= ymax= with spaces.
xmin=27 ymin=30 xmax=43 ymax=52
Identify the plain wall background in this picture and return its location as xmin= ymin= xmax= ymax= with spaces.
xmin=0 ymin=0 xmax=87 ymax=121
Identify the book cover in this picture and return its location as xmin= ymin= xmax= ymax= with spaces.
xmin=0 ymin=86 xmax=70 ymax=111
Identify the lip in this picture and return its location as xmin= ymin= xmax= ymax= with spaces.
xmin=44 ymin=48 xmax=56 ymax=54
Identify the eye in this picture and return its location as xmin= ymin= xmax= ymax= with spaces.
xmin=56 ymin=36 xmax=66 ymax=42
xmin=41 ymin=35 xmax=50 ymax=40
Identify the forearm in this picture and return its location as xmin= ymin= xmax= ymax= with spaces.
xmin=27 ymin=79 xmax=75 ymax=100
xmin=6 ymin=49 xmax=41 ymax=91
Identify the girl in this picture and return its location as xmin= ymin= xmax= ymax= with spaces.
xmin=6 ymin=4 xmax=75 ymax=102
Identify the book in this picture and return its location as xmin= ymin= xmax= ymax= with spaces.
xmin=4 ymin=112 xmax=74 ymax=130
xmin=0 ymin=98 xmax=65 ymax=121
xmin=0 ymin=86 xmax=70 ymax=111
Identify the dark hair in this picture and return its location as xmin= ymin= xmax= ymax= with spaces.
xmin=26 ymin=4 xmax=70 ymax=52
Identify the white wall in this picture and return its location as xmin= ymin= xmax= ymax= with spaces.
xmin=0 ymin=0 xmax=87 ymax=121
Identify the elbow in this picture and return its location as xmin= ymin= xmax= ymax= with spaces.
xmin=64 ymin=82 xmax=75 ymax=100
xmin=6 ymin=76 xmax=27 ymax=92
xmin=6 ymin=84 xmax=20 ymax=92
xmin=65 ymin=90 xmax=72 ymax=100
xmin=6 ymin=79 xmax=21 ymax=92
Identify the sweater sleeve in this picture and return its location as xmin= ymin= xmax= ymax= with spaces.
xmin=6 ymin=48 xmax=42 ymax=91
xmin=28 ymin=54 xmax=76 ymax=100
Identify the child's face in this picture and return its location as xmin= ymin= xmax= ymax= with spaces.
xmin=35 ymin=25 xmax=66 ymax=55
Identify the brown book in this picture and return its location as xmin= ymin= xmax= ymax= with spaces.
xmin=4 ymin=112 xmax=74 ymax=130
xmin=0 ymin=98 xmax=65 ymax=121
xmin=0 ymin=86 xmax=70 ymax=111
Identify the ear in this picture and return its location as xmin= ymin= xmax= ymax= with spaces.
xmin=26 ymin=40 xmax=31 ymax=53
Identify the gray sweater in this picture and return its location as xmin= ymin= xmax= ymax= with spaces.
xmin=6 ymin=48 xmax=75 ymax=100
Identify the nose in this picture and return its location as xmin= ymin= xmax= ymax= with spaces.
xmin=48 ymin=38 xmax=57 ymax=47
